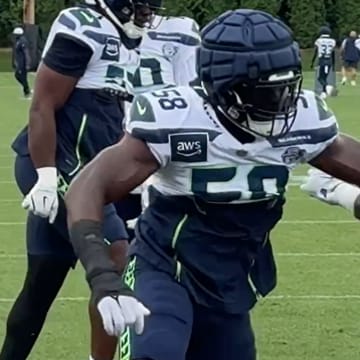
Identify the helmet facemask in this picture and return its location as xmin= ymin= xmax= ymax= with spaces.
xmin=96 ymin=0 xmax=163 ymax=39
xmin=214 ymin=70 xmax=303 ymax=138
xmin=132 ymin=1 xmax=164 ymax=30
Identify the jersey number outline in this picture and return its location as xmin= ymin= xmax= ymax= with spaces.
xmin=319 ymin=43 xmax=334 ymax=57
xmin=191 ymin=166 xmax=289 ymax=202
xmin=105 ymin=64 xmax=125 ymax=86
xmin=129 ymin=58 xmax=164 ymax=88
xmin=151 ymin=88 xmax=188 ymax=110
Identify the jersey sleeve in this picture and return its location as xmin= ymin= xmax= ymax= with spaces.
xmin=42 ymin=8 xmax=97 ymax=57
xmin=173 ymin=41 xmax=198 ymax=85
xmin=43 ymin=33 xmax=93 ymax=77
xmin=125 ymin=88 xmax=191 ymax=167
xmin=301 ymin=93 xmax=339 ymax=162
xmin=125 ymin=93 xmax=170 ymax=167
xmin=172 ymin=18 xmax=200 ymax=85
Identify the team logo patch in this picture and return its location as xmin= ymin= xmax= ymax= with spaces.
xmin=170 ymin=133 xmax=208 ymax=162
xmin=162 ymin=43 xmax=178 ymax=59
xmin=281 ymin=147 xmax=306 ymax=164
xmin=101 ymin=37 xmax=120 ymax=61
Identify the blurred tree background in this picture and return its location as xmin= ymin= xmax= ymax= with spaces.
xmin=1 ymin=0 xmax=359 ymax=47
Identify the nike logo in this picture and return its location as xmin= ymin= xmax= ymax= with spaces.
xmin=136 ymin=101 xmax=147 ymax=116
xmin=81 ymin=11 xmax=94 ymax=23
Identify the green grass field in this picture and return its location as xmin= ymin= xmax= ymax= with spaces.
xmin=0 ymin=71 xmax=360 ymax=359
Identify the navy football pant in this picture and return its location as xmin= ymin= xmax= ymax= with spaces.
xmin=15 ymin=155 xmax=128 ymax=259
xmin=318 ymin=62 xmax=331 ymax=93
xmin=14 ymin=67 xmax=30 ymax=96
xmin=120 ymin=257 xmax=256 ymax=360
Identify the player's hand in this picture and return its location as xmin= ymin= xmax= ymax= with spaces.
xmin=97 ymin=295 xmax=151 ymax=336
xmin=22 ymin=167 xmax=59 ymax=223
xmin=300 ymin=168 xmax=342 ymax=205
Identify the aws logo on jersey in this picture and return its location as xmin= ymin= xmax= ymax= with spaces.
xmin=101 ymin=37 xmax=120 ymax=61
xmin=170 ymin=133 xmax=208 ymax=162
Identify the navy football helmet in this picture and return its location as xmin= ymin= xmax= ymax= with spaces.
xmin=86 ymin=0 xmax=164 ymax=39
xmin=197 ymin=9 xmax=303 ymax=138
xmin=319 ymin=25 xmax=331 ymax=36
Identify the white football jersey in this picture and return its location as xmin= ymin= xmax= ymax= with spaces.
xmin=127 ymin=88 xmax=338 ymax=203
xmin=42 ymin=7 xmax=139 ymax=90
xmin=315 ymin=35 xmax=336 ymax=59
xmin=355 ymin=38 xmax=360 ymax=51
xmin=126 ymin=15 xmax=200 ymax=94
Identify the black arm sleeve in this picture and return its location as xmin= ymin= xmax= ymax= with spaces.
xmin=43 ymin=33 xmax=93 ymax=77
xmin=70 ymin=220 xmax=133 ymax=303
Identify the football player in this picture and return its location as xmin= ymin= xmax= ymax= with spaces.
xmin=301 ymin=169 xmax=360 ymax=219
xmin=12 ymin=27 xmax=31 ymax=98
xmin=0 ymin=1 xmax=162 ymax=360
xmin=65 ymin=9 xmax=360 ymax=360
xmin=115 ymin=14 xmax=201 ymax=234
xmin=311 ymin=26 xmax=336 ymax=99
xmin=127 ymin=14 xmax=200 ymax=95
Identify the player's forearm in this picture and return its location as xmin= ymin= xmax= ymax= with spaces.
xmin=69 ymin=219 xmax=127 ymax=303
xmin=28 ymin=105 xmax=57 ymax=168
xmin=310 ymin=135 xmax=360 ymax=187
xmin=65 ymin=163 xmax=105 ymax=226
xmin=65 ymin=158 xmax=129 ymax=300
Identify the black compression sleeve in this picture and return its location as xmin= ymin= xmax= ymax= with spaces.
xmin=43 ymin=33 xmax=93 ymax=77
xmin=70 ymin=220 xmax=132 ymax=303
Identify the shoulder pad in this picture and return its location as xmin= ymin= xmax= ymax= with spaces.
xmin=148 ymin=16 xmax=200 ymax=46
xmin=127 ymin=87 xmax=205 ymax=143
xmin=164 ymin=16 xmax=199 ymax=33
xmin=129 ymin=87 xmax=192 ymax=124
xmin=59 ymin=7 xmax=102 ymax=29
xmin=268 ymin=90 xmax=338 ymax=152
xmin=298 ymin=90 xmax=334 ymax=121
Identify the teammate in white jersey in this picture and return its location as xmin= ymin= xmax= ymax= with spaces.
xmin=128 ymin=15 xmax=200 ymax=94
xmin=311 ymin=26 xmax=336 ymax=98
xmin=2 ymin=1 xmax=163 ymax=360
xmin=115 ymin=14 xmax=200 ymax=234
xmin=65 ymin=9 xmax=360 ymax=360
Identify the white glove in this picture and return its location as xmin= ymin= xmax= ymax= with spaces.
xmin=300 ymin=168 xmax=342 ymax=205
xmin=22 ymin=167 xmax=59 ymax=223
xmin=300 ymin=168 xmax=360 ymax=212
xmin=97 ymin=295 xmax=150 ymax=337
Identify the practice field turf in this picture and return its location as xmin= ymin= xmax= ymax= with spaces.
xmin=0 ymin=72 xmax=359 ymax=359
